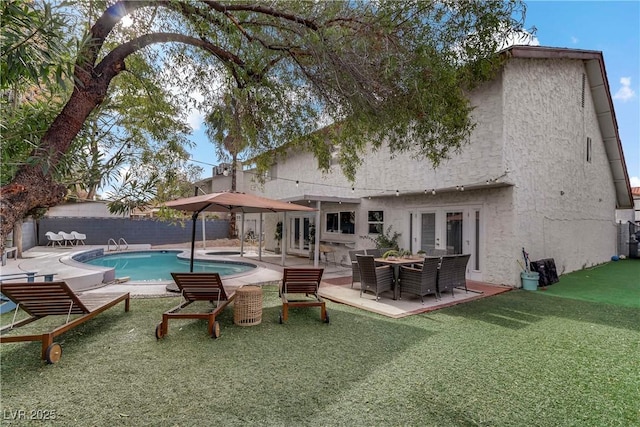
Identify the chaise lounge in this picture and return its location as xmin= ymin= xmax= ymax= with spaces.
xmin=0 ymin=281 xmax=130 ymax=363
xmin=156 ymin=273 xmax=235 ymax=339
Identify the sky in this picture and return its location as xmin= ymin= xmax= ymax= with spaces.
xmin=182 ymin=0 xmax=640 ymax=187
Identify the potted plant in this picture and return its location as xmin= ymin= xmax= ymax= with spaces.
xmin=382 ymin=249 xmax=400 ymax=260
xmin=274 ymin=221 xmax=283 ymax=254
xmin=308 ymin=223 xmax=316 ymax=259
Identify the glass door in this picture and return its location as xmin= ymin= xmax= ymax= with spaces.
xmin=288 ymin=216 xmax=313 ymax=256
xmin=414 ymin=207 xmax=482 ymax=280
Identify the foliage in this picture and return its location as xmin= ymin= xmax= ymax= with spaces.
xmin=361 ymin=225 xmax=400 ymax=250
xmin=0 ymin=0 xmax=75 ymax=90
xmin=1 ymin=0 xmax=533 ymax=240
xmin=274 ymin=221 xmax=283 ymax=243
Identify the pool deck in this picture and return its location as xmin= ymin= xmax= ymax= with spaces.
xmin=1 ymin=246 xmax=511 ymax=318
xmin=0 ymin=245 xmax=353 ymax=296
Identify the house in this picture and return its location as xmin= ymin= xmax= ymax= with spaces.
xmin=202 ymin=46 xmax=634 ymax=287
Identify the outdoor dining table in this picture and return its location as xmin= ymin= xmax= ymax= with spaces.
xmin=373 ymin=257 xmax=423 ymax=300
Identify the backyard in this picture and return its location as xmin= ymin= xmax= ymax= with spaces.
xmin=1 ymin=260 xmax=638 ymax=426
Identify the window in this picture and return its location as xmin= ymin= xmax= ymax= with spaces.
xmin=586 ymin=137 xmax=592 ymax=163
xmin=325 ymin=211 xmax=355 ymax=234
xmin=368 ymin=210 xmax=384 ymax=234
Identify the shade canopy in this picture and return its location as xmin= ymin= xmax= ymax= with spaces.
xmin=162 ymin=191 xmax=316 ymax=272
xmin=163 ymin=191 xmax=316 ymax=214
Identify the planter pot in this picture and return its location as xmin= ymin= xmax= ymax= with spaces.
xmin=274 ymin=247 xmax=281 ymax=255
xmin=521 ymin=271 xmax=540 ymax=291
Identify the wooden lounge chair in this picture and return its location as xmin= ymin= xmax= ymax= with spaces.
xmin=279 ymin=268 xmax=328 ymax=324
xmin=0 ymin=281 xmax=130 ymax=363
xmin=157 ymin=273 xmax=236 ymax=339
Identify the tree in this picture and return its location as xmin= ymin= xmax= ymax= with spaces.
xmin=1 ymin=0 xmax=530 ymax=244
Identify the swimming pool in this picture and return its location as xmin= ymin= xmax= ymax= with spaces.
xmin=83 ymin=250 xmax=256 ymax=282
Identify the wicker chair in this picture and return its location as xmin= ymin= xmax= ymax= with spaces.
xmin=399 ymin=257 xmax=440 ymax=303
xmin=349 ymin=250 xmax=365 ymax=288
xmin=365 ymin=248 xmax=382 ymax=258
xmin=436 ymin=254 xmax=471 ymax=298
xmin=356 ymin=254 xmax=393 ymax=301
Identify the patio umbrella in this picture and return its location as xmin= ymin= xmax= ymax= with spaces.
xmin=163 ymin=192 xmax=316 ymax=271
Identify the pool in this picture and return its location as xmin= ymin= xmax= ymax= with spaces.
xmin=83 ymin=250 xmax=256 ymax=282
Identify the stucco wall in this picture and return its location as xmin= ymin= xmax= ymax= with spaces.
xmin=503 ymin=58 xmax=618 ymax=282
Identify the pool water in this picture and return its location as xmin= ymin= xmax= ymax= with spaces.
xmin=84 ymin=251 xmax=255 ymax=281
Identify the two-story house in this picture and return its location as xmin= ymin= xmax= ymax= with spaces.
xmin=200 ymin=46 xmax=634 ymax=287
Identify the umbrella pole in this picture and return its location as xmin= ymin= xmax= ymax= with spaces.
xmin=190 ymin=212 xmax=198 ymax=272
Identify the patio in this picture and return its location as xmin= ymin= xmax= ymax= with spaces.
xmin=0 ymin=245 xmax=510 ymax=318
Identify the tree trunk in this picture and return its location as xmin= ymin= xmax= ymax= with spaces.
xmin=1 ymin=82 xmax=110 ymax=244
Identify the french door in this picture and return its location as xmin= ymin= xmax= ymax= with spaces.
xmin=413 ymin=206 xmax=483 ymax=280
xmin=288 ymin=215 xmax=314 ymax=256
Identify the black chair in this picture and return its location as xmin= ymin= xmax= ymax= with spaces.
xmin=365 ymin=248 xmax=382 ymax=258
xmin=399 ymin=257 xmax=440 ymax=303
xmin=349 ymin=250 xmax=365 ymax=288
xmin=356 ymin=254 xmax=393 ymax=301
xmin=436 ymin=254 xmax=470 ymax=298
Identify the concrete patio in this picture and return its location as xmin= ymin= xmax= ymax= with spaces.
xmin=0 ymin=245 xmax=511 ymax=318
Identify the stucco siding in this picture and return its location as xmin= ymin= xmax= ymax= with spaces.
xmin=503 ymin=58 xmax=617 ymax=283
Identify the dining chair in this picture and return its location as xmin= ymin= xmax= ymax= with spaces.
xmin=398 ymin=257 xmax=440 ymax=302
xmin=436 ymin=254 xmax=470 ymax=298
xmin=356 ymin=254 xmax=393 ymax=301
xmin=348 ymin=250 xmax=365 ymax=288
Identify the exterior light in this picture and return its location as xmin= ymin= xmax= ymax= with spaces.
xmin=395 ymin=190 xmax=400 ymax=197
xmin=296 ymin=180 xmax=299 ymax=188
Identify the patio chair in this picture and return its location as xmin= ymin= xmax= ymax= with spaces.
xmin=365 ymin=248 xmax=382 ymax=258
xmin=349 ymin=250 xmax=365 ymax=288
xmin=71 ymin=231 xmax=86 ymax=245
xmin=157 ymin=273 xmax=236 ymax=339
xmin=356 ymin=254 xmax=393 ymax=301
xmin=279 ymin=268 xmax=328 ymax=324
xmin=45 ymin=231 xmax=64 ymax=247
xmin=436 ymin=254 xmax=471 ymax=298
xmin=0 ymin=281 xmax=130 ymax=363
xmin=58 ymin=231 xmax=76 ymax=246
xmin=399 ymin=257 xmax=440 ymax=303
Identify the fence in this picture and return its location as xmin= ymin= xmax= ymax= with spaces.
xmin=37 ymin=217 xmax=229 ymax=247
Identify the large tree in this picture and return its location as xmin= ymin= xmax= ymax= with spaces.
xmin=0 ymin=0 xmax=529 ymax=244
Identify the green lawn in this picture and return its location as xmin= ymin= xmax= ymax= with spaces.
xmin=1 ymin=264 xmax=639 ymax=426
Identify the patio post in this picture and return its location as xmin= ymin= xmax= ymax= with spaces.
xmin=314 ymin=201 xmax=321 ymax=267
xmin=240 ymin=212 xmax=245 ymax=257
xmin=281 ymin=212 xmax=287 ymax=266
xmin=258 ymin=213 xmax=263 ymax=261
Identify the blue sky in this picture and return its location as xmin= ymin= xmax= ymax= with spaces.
xmin=184 ymin=0 xmax=640 ymax=186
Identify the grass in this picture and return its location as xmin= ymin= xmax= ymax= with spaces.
xmin=1 ymin=266 xmax=639 ymax=426
xmin=538 ymin=259 xmax=640 ymax=308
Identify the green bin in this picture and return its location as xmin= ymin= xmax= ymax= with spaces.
xmin=521 ymin=271 xmax=539 ymax=291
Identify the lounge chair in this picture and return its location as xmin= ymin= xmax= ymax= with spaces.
xmin=348 ymin=249 xmax=365 ymax=288
xmin=71 ymin=231 xmax=86 ymax=245
xmin=436 ymin=254 xmax=471 ymax=298
xmin=45 ymin=231 xmax=64 ymax=247
xmin=356 ymin=254 xmax=393 ymax=301
xmin=0 ymin=281 xmax=130 ymax=363
xmin=279 ymin=268 xmax=328 ymax=324
xmin=157 ymin=273 xmax=235 ymax=339
xmin=58 ymin=231 xmax=76 ymax=246
xmin=398 ymin=257 xmax=440 ymax=302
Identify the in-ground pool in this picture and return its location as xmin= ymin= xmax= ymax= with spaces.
xmin=83 ymin=250 xmax=256 ymax=282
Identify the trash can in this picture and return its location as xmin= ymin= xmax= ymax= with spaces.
xmin=520 ymin=271 xmax=540 ymax=291
xmin=629 ymin=241 xmax=638 ymax=259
